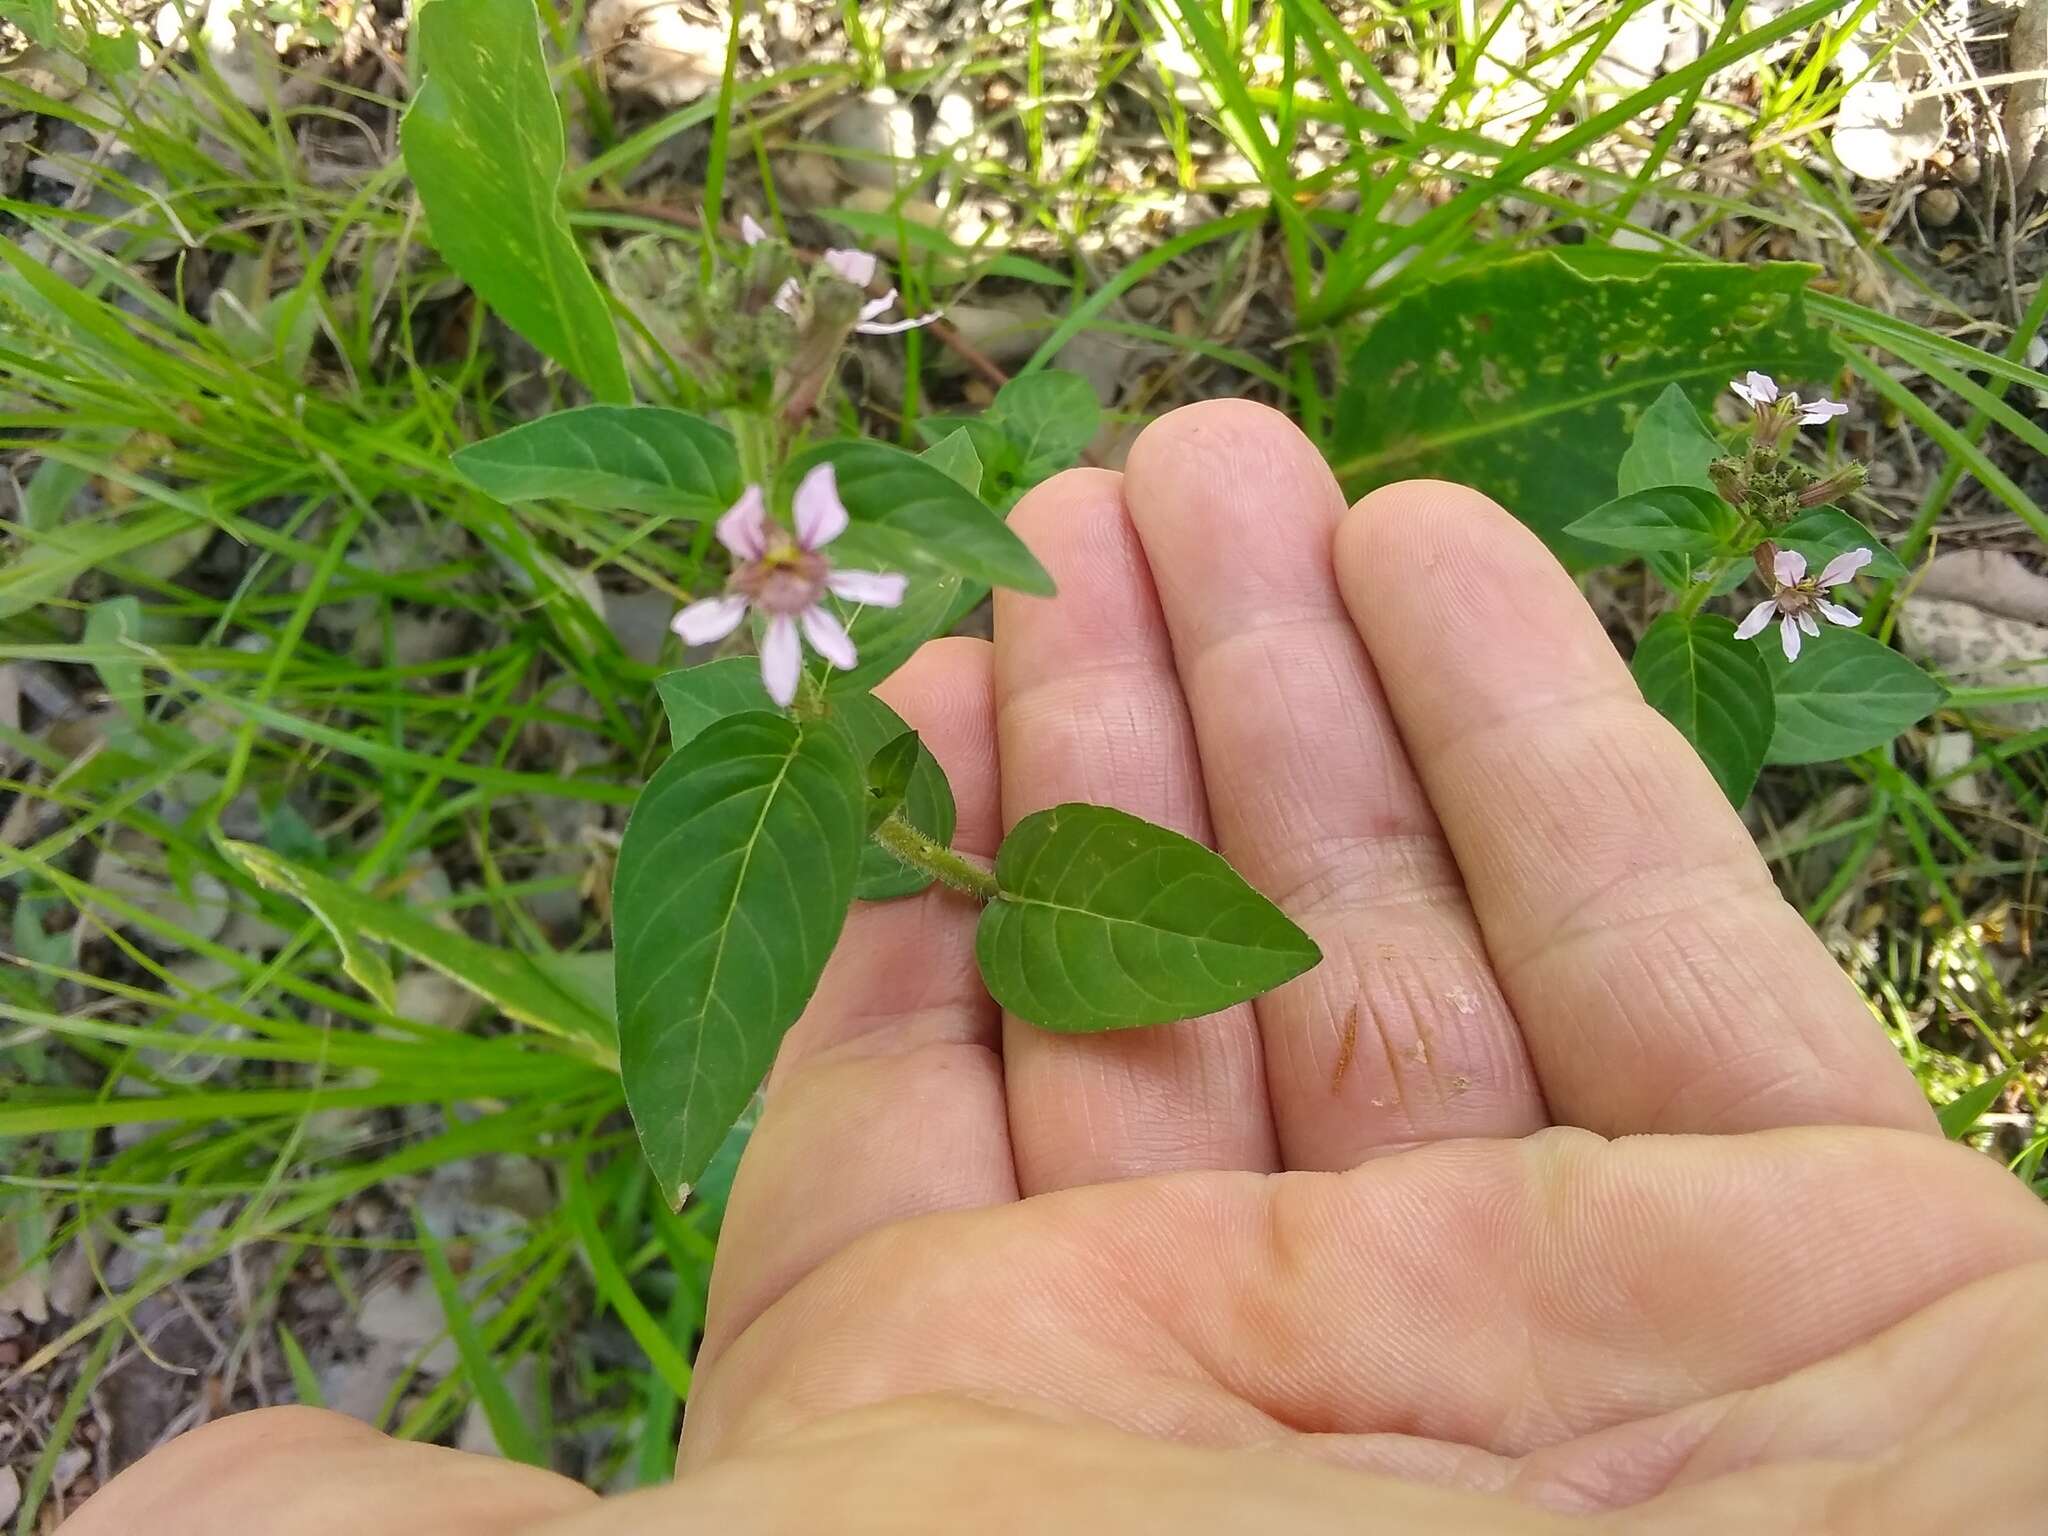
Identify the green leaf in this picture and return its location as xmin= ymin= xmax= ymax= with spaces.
xmin=976 ymin=804 xmax=1321 ymax=1033
xmin=1762 ymin=629 xmax=1948 ymax=764
xmin=1567 ymin=485 xmax=1740 ymax=556
xmin=1646 ymin=552 xmax=1750 ymax=596
xmin=865 ymin=731 xmax=921 ymax=832
xmin=228 ymin=842 xmax=615 ymax=1059
xmin=993 ymin=370 xmax=1101 ymax=477
xmin=1630 ymin=613 xmax=1775 ymax=804
xmin=821 ymin=693 xmax=956 ymax=900
xmin=921 ymin=427 xmax=985 ymax=494
xmin=785 ymin=440 xmax=1054 ymax=596
xmin=1937 ymin=1067 xmax=2017 ymax=1140
xmin=1617 ymin=384 xmax=1724 ymax=496
xmin=417 ymin=1222 xmax=546 ymax=1466
xmin=83 ymin=596 xmax=145 ymax=721
xmin=1775 ymin=506 xmax=1906 ymax=582
xmin=1332 ymin=251 xmax=1835 ymax=564
xmin=0 ymin=510 xmax=201 ymax=622
xmin=401 ymin=0 xmax=629 ymax=402
xmin=613 ymin=713 xmax=864 ymax=1203
xmin=656 ymin=657 xmax=775 ymax=748
xmin=453 ymin=407 xmax=741 ymax=516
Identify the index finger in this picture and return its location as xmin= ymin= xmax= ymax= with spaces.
xmin=1334 ymin=481 xmax=1931 ymax=1136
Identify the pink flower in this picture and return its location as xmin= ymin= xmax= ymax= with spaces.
xmin=1734 ymin=547 xmax=1872 ymax=661
xmin=670 ymin=466 xmax=908 ymax=706
xmin=1729 ymin=371 xmax=1850 ymax=428
xmin=739 ymin=213 xmax=770 ymax=246
xmin=771 ymin=245 xmax=938 ymax=336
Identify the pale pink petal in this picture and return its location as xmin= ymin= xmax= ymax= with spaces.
xmin=791 ymin=462 xmax=849 ymax=550
xmin=1733 ymin=600 xmax=1777 ymax=640
xmin=1816 ymin=547 xmax=1873 ymax=588
xmin=740 ymin=213 xmax=768 ymax=246
xmin=670 ymin=594 xmax=749 ymax=646
xmin=822 ymin=247 xmax=878 ymax=287
xmin=1798 ymin=397 xmax=1849 ymax=425
xmin=773 ymin=278 xmax=802 ymax=317
xmin=825 ymin=567 xmax=908 ymax=607
xmin=715 ymin=484 xmax=769 ymax=561
xmin=1780 ymin=615 xmax=1802 ymax=662
xmin=857 ymin=289 xmax=899 ymax=324
xmin=1797 ymin=610 xmax=1821 ymax=638
xmin=759 ymin=615 xmax=802 ymax=706
xmin=1730 ymin=370 xmax=1778 ymax=407
xmin=1773 ymin=548 xmax=1807 ymax=586
xmin=800 ymin=604 xmax=858 ymax=671
xmin=855 ymin=310 xmax=940 ymax=336
xmin=1818 ymin=600 xmax=1861 ymax=628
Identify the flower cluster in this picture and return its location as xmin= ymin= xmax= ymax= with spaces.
xmin=741 ymin=216 xmax=936 ymax=336
xmin=1718 ymin=373 xmax=1875 ymax=664
xmin=670 ymin=464 xmax=907 ymax=706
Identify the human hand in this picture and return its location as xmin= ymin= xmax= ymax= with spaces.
xmin=67 ymin=402 xmax=2048 ymax=1535
xmin=682 ymin=401 xmax=2048 ymax=1524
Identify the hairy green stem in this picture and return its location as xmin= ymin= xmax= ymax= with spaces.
xmin=872 ymin=813 xmax=1000 ymax=903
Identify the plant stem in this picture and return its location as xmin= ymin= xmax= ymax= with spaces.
xmin=871 ymin=813 xmax=1000 ymax=903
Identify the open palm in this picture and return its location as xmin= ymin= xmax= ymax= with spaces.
xmin=682 ymin=403 xmax=2048 ymax=1524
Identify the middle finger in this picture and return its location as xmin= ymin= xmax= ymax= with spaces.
xmin=1122 ymin=401 xmax=1545 ymax=1166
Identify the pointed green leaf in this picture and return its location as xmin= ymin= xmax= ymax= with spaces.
xmin=453 ymin=407 xmax=741 ymax=515
xmin=1646 ymin=551 xmax=1750 ymax=596
xmin=1617 ymin=383 xmax=1725 ymax=497
xmin=865 ymin=731 xmax=921 ymax=832
xmin=922 ymin=427 xmax=986 ymax=494
xmin=227 ymin=842 xmax=615 ymax=1058
xmin=786 ymin=440 xmax=1053 ymax=596
xmin=613 ymin=713 xmax=864 ymax=1203
xmin=1631 ymin=613 xmax=1775 ymax=804
xmin=1763 ymin=629 xmax=1948 ymax=764
xmin=1568 ymin=485 xmax=1740 ymax=556
xmin=1775 ymin=506 xmax=1906 ymax=582
xmin=401 ymin=0 xmax=629 ymax=402
xmin=656 ymin=658 xmax=776 ymax=748
xmin=976 ymin=804 xmax=1321 ymax=1033
xmin=823 ymin=693 xmax=955 ymax=899
xmin=993 ymin=370 xmax=1101 ymax=477
xmin=1937 ymin=1067 xmax=2017 ymax=1140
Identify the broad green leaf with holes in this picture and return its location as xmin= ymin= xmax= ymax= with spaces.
xmin=402 ymin=0 xmax=629 ymax=402
xmin=1763 ymin=629 xmax=1947 ymax=764
xmin=1775 ymin=506 xmax=1906 ymax=582
xmin=1568 ymin=486 xmax=1741 ymax=556
xmin=1617 ymin=384 xmax=1725 ymax=497
xmin=1331 ymin=251 xmax=1835 ymax=564
xmin=785 ymin=440 xmax=1053 ymax=596
xmin=614 ymin=713 xmax=864 ymax=1203
xmin=1630 ymin=613 xmax=1775 ymax=804
xmin=976 ymin=804 xmax=1321 ymax=1033
xmin=453 ymin=407 xmax=740 ymax=515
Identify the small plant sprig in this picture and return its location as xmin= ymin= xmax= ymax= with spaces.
xmin=449 ymin=225 xmax=1321 ymax=1203
xmin=1567 ymin=375 xmax=1946 ymax=805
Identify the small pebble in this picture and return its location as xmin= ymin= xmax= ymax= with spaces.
xmin=1918 ymin=186 xmax=1961 ymax=226
xmin=1951 ymin=152 xmax=1981 ymax=187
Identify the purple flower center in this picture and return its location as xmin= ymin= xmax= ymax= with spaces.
xmin=730 ymin=542 xmax=828 ymax=616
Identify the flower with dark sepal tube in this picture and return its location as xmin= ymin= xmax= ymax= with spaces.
xmin=670 ymin=466 xmax=907 ymax=706
xmin=1733 ymin=543 xmax=1872 ymax=662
